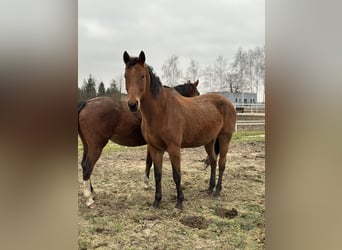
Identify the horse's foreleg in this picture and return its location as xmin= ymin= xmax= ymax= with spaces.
xmin=144 ymin=151 xmax=153 ymax=189
xmin=204 ymin=141 xmax=217 ymax=194
xmin=148 ymin=145 xmax=164 ymax=208
xmin=214 ymin=133 xmax=232 ymax=197
xmin=168 ymin=144 xmax=183 ymax=209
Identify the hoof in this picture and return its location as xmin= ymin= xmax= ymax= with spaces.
xmin=144 ymin=177 xmax=151 ymax=189
xmin=86 ymin=198 xmax=95 ymax=207
xmin=175 ymin=202 xmax=183 ymax=210
xmin=152 ymin=200 xmax=160 ymax=208
xmin=207 ymin=188 xmax=214 ymax=195
xmin=213 ymin=191 xmax=221 ymax=197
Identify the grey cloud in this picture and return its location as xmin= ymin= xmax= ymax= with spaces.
xmin=79 ymin=0 xmax=264 ymax=88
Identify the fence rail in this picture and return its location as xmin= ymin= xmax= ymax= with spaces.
xmin=234 ymin=103 xmax=265 ymax=113
xmin=235 ymin=112 xmax=265 ymax=132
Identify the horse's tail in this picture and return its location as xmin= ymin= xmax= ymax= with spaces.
xmin=214 ymin=138 xmax=220 ymax=156
xmin=78 ymin=100 xmax=87 ymax=134
xmin=78 ymin=100 xmax=87 ymax=114
xmin=78 ymin=100 xmax=88 ymax=178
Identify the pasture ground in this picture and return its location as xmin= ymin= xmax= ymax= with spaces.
xmin=78 ymin=131 xmax=265 ymax=249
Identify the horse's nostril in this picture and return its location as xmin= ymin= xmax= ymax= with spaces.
xmin=127 ymin=101 xmax=138 ymax=112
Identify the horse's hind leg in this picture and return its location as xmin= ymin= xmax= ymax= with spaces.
xmin=82 ymin=143 xmax=105 ymax=206
xmin=81 ymin=146 xmax=94 ymax=193
xmin=80 ymin=139 xmax=93 ymax=196
xmin=203 ymin=138 xmax=220 ymax=169
xmin=204 ymin=140 xmax=218 ymax=194
xmin=144 ymin=151 xmax=153 ymax=189
xmin=214 ymin=133 xmax=232 ymax=197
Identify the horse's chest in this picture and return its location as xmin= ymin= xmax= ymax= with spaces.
xmin=141 ymin=121 xmax=170 ymax=148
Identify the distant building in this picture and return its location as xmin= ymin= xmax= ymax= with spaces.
xmin=209 ymin=91 xmax=257 ymax=104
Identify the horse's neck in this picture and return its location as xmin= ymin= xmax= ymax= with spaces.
xmin=140 ymin=88 xmax=167 ymax=123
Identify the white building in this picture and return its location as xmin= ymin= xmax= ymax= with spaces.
xmin=209 ymin=91 xmax=257 ymax=104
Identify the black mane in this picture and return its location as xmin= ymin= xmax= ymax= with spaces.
xmin=173 ymin=84 xmax=190 ymax=97
xmin=126 ymin=58 xmax=162 ymax=97
xmin=147 ymin=65 xmax=162 ymax=97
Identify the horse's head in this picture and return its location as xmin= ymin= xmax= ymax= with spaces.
xmin=123 ymin=51 xmax=149 ymax=112
xmin=173 ymin=80 xmax=200 ymax=98
xmin=186 ymin=80 xmax=200 ymax=97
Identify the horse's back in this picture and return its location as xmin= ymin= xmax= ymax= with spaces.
xmin=78 ymin=97 xmax=123 ymax=139
xmin=183 ymin=93 xmax=236 ymax=123
xmin=79 ymin=97 xmax=122 ymax=123
xmin=200 ymin=93 xmax=237 ymax=132
xmin=159 ymin=93 xmax=230 ymax=147
xmin=176 ymin=93 xmax=236 ymax=146
xmin=78 ymin=97 xmax=145 ymax=146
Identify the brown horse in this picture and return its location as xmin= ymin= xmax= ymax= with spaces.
xmin=78 ymin=80 xmax=199 ymax=206
xmin=123 ymin=51 xmax=236 ymax=209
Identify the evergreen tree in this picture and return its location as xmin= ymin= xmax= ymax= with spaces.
xmin=82 ymin=74 xmax=97 ymax=99
xmin=97 ymin=81 xmax=106 ymax=96
xmin=78 ymin=87 xmax=83 ymax=100
xmin=105 ymin=79 xmax=121 ymax=99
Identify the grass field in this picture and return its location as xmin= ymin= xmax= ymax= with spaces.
xmin=78 ymin=131 xmax=265 ymax=249
xmin=78 ymin=131 xmax=265 ymax=153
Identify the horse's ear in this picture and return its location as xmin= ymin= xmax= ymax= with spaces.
xmin=123 ymin=51 xmax=130 ymax=64
xmin=194 ymin=80 xmax=199 ymax=87
xmin=139 ymin=51 xmax=145 ymax=64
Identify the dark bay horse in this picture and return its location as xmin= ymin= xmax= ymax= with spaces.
xmin=123 ymin=51 xmax=237 ymax=209
xmin=78 ymin=80 xmax=199 ymax=206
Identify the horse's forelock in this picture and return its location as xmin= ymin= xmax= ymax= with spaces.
xmin=126 ymin=61 xmax=161 ymax=97
xmin=126 ymin=57 xmax=140 ymax=68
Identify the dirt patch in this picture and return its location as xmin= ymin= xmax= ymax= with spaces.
xmin=215 ymin=207 xmax=238 ymax=219
xmin=180 ymin=216 xmax=209 ymax=229
xmin=78 ymin=139 xmax=265 ymax=249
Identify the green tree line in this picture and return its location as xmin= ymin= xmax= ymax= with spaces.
xmin=78 ymin=74 xmax=121 ymax=100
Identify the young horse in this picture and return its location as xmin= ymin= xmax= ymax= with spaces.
xmin=123 ymin=51 xmax=236 ymax=209
xmin=78 ymin=80 xmax=199 ymax=206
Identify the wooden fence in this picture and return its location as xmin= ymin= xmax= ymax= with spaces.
xmin=235 ymin=113 xmax=265 ymax=132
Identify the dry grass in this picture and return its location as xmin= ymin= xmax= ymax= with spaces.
xmin=78 ymin=132 xmax=265 ymax=249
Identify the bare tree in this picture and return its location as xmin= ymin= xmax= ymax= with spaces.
xmin=184 ymin=59 xmax=200 ymax=82
xmin=231 ymin=47 xmax=248 ymax=92
xmin=253 ymin=45 xmax=265 ymax=102
xmin=246 ymin=48 xmax=257 ymax=93
xmin=225 ymin=72 xmax=240 ymax=93
xmin=161 ymin=54 xmax=182 ymax=86
xmin=201 ymin=65 xmax=214 ymax=92
xmin=214 ymin=55 xmax=228 ymax=91
xmin=230 ymin=45 xmax=265 ymax=100
xmin=115 ymin=74 xmax=123 ymax=95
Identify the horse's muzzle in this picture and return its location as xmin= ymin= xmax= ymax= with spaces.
xmin=127 ymin=100 xmax=138 ymax=112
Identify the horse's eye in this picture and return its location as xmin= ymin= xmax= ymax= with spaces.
xmin=140 ymin=75 xmax=145 ymax=79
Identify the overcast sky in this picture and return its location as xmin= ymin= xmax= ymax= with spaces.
xmin=79 ymin=0 xmax=264 ymax=93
